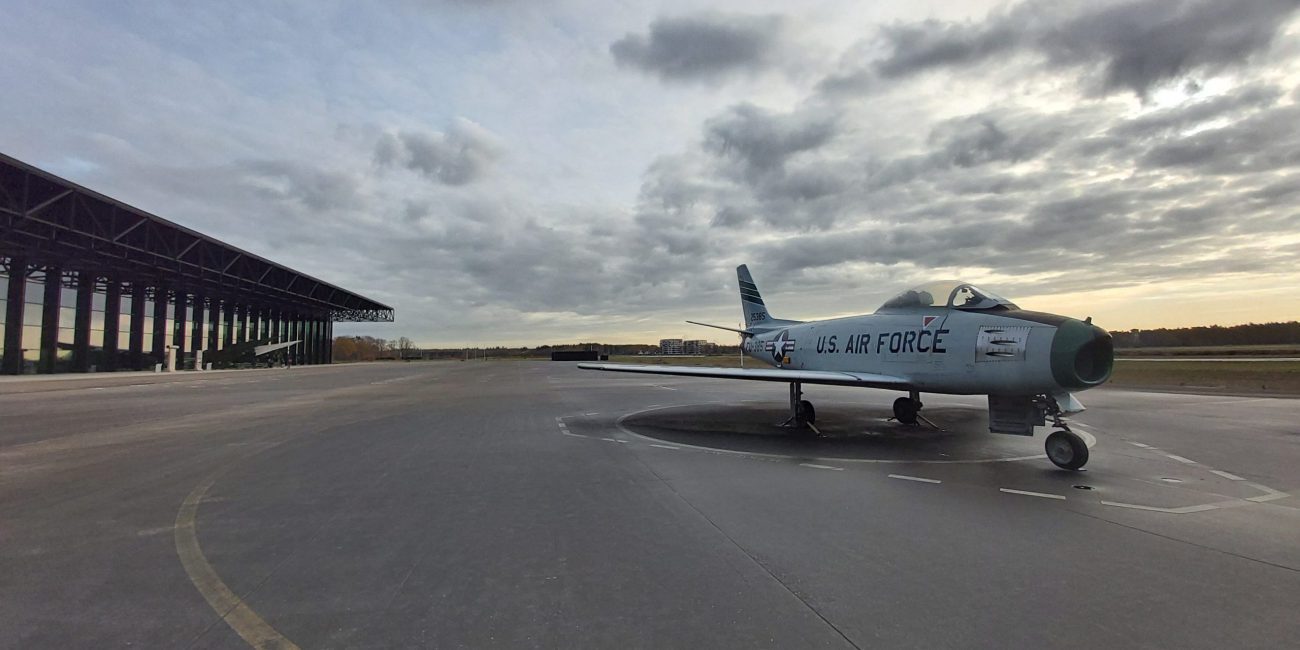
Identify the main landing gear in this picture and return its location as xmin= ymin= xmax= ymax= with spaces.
xmin=1041 ymin=395 xmax=1089 ymax=470
xmin=783 ymin=382 xmax=819 ymax=433
xmin=892 ymin=391 xmax=923 ymax=425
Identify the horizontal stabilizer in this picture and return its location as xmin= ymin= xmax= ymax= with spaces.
xmin=577 ymin=363 xmax=910 ymax=390
xmin=254 ymin=340 xmax=301 ymax=357
xmin=685 ymin=320 xmax=754 ymax=337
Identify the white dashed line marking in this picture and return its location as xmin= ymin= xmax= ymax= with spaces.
xmin=1211 ymin=470 xmax=1244 ymax=481
xmin=1128 ymin=441 xmax=1153 ymax=448
xmin=1100 ymin=500 xmax=1232 ymax=514
xmin=584 ymin=412 xmax=599 ymax=416
xmin=1165 ymin=454 xmax=1197 ymax=465
xmin=800 ymin=463 xmax=843 ymax=471
xmin=600 ymin=437 xmax=626 ymax=443
xmin=560 ymin=431 xmax=589 ymax=438
xmin=1244 ymin=483 xmax=1288 ymax=503
xmin=888 ymin=474 xmax=942 ymax=484
xmin=650 ymin=444 xmax=680 ymax=450
xmin=1000 ymin=488 xmax=1066 ymax=500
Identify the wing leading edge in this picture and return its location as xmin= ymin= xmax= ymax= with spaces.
xmin=576 ymin=363 xmax=910 ymax=390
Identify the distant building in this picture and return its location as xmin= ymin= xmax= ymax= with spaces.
xmin=683 ymin=339 xmax=712 ymax=355
xmin=659 ymin=338 xmax=684 ymax=355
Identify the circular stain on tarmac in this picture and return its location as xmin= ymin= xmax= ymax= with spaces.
xmin=618 ymin=402 xmax=1055 ymax=464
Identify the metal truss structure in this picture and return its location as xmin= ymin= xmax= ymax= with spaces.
xmin=1 ymin=152 xmax=394 ymax=374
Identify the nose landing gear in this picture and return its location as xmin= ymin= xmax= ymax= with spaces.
xmin=1041 ymin=395 xmax=1089 ymax=470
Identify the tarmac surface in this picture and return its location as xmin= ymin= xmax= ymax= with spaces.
xmin=1 ymin=361 xmax=1297 ymax=648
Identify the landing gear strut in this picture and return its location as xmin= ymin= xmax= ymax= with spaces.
xmin=1041 ymin=395 xmax=1089 ymax=470
xmin=783 ymin=382 xmax=819 ymax=433
xmin=892 ymin=391 xmax=923 ymax=425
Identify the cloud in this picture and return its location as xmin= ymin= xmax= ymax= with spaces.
xmin=375 ymin=118 xmax=504 ymax=185
xmin=610 ymin=12 xmax=790 ymax=82
xmin=827 ymin=0 xmax=1300 ymax=97
xmin=704 ymin=103 xmax=838 ymax=174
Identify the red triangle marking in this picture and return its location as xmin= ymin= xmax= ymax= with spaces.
xmin=923 ymin=316 xmax=937 ymax=327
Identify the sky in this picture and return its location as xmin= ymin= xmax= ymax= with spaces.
xmin=2 ymin=0 xmax=1299 ymax=346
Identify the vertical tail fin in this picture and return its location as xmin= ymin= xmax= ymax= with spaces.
xmin=738 ymin=265 xmax=798 ymax=330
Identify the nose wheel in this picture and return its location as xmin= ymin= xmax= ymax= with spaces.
xmin=1046 ymin=430 xmax=1089 ymax=470
xmin=1040 ymin=395 xmax=1089 ymax=470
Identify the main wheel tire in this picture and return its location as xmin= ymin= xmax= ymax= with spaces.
xmin=893 ymin=397 xmax=919 ymax=424
xmin=1045 ymin=430 xmax=1089 ymax=470
xmin=798 ymin=400 xmax=816 ymax=425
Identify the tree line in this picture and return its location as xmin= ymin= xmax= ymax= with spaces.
xmin=1111 ymin=321 xmax=1300 ymax=348
xmin=331 ymin=338 xmax=742 ymax=361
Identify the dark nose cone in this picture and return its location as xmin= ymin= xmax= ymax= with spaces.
xmin=1050 ymin=319 xmax=1114 ymax=389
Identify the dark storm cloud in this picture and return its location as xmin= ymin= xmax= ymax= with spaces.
xmin=704 ymin=103 xmax=838 ymax=173
xmin=830 ymin=0 xmax=1300 ymax=97
xmin=374 ymin=119 xmax=503 ymax=185
xmin=610 ymin=13 xmax=789 ymax=81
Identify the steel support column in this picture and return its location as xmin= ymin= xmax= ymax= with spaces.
xmin=325 ymin=320 xmax=333 ymax=364
xmin=102 ymin=279 xmax=120 ymax=372
xmin=306 ymin=319 xmax=317 ymax=364
xmin=223 ymin=303 xmax=234 ymax=349
xmin=191 ymin=295 xmax=205 ymax=360
xmin=234 ymin=305 xmax=244 ymax=344
xmin=2 ymin=257 xmax=28 ymax=375
xmin=312 ymin=319 xmax=322 ymax=364
xmin=39 ymin=268 xmax=62 ymax=374
xmin=292 ymin=315 xmax=302 ymax=364
xmin=248 ymin=306 xmax=259 ymax=341
xmin=72 ymin=271 xmax=94 ymax=372
xmin=207 ymin=299 xmax=219 ymax=353
xmin=300 ymin=318 xmax=309 ymax=364
xmin=173 ymin=290 xmax=188 ymax=364
xmin=129 ymin=283 xmax=146 ymax=371
xmin=151 ymin=288 xmax=168 ymax=363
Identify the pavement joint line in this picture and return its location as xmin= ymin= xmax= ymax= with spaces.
xmin=650 ymin=444 xmax=680 ymax=450
xmin=888 ymin=474 xmax=941 ymax=484
xmin=1165 ymin=454 xmax=1198 ymax=464
xmin=1000 ymin=488 xmax=1066 ymax=500
xmin=1211 ymin=470 xmax=1245 ymax=481
xmin=800 ymin=463 xmax=843 ymax=471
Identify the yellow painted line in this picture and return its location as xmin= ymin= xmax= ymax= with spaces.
xmin=174 ymin=475 xmax=300 ymax=650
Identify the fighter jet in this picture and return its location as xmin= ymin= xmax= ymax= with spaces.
xmin=579 ymin=265 xmax=1113 ymax=470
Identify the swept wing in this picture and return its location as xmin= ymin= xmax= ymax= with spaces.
xmin=576 ymin=363 xmax=910 ymax=389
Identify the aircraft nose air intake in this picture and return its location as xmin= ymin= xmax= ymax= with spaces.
xmin=1050 ymin=319 xmax=1114 ymax=389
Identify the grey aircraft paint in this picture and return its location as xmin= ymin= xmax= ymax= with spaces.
xmin=581 ymin=265 xmax=1114 ymax=469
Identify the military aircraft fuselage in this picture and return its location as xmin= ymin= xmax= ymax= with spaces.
xmin=743 ymin=307 xmax=1112 ymax=397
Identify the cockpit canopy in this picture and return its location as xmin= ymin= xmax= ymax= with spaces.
xmin=876 ymin=281 xmax=1018 ymax=312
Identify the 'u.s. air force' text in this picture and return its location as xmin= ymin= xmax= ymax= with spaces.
xmin=816 ymin=330 xmax=949 ymax=354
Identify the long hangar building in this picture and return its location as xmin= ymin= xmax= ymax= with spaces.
xmin=0 ymin=153 xmax=393 ymax=375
